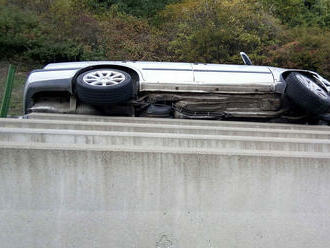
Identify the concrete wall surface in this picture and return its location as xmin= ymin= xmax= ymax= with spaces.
xmin=1 ymin=127 xmax=330 ymax=152
xmin=1 ymin=143 xmax=330 ymax=248
xmin=26 ymin=113 xmax=330 ymax=131
xmin=1 ymin=118 xmax=330 ymax=139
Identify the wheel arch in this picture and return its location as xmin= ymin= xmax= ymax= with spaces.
xmin=281 ymin=70 xmax=316 ymax=81
xmin=72 ymin=64 xmax=141 ymax=97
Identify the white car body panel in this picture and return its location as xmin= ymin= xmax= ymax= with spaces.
xmin=28 ymin=70 xmax=77 ymax=83
xmin=139 ymin=62 xmax=194 ymax=84
xmin=41 ymin=61 xmax=276 ymax=93
xmin=192 ymin=63 xmax=274 ymax=93
xmin=193 ymin=64 xmax=273 ymax=85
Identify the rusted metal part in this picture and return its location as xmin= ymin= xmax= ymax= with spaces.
xmin=29 ymin=91 xmax=284 ymax=120
xmin=138 ymin=92 xmax=283 ymax=119
xmin=139 ymin=82 xmax=274 ymax=94
xmin=29 ymin=101 xmax=101 ymax=115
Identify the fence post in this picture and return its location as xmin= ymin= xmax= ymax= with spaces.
xmin=0 ymin=64 xmax=16 ymax=118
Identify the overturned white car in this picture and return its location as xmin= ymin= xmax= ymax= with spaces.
xmin=24 ymin=53 xmax=330 ymax=123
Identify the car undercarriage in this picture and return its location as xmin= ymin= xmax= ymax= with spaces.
xmin=29 ymin=90 xmax=325 ymax=124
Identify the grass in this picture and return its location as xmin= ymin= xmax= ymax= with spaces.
xmin=0 ymin=61 xmax=35 ymax=117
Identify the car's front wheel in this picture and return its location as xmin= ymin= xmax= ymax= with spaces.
xmin=75 ymin=68 xmax=133 ymax=105
xmin=285 ymin=72 xmax=330 ymax=114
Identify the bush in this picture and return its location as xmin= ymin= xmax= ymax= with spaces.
xmin=1 ymin=0 xmax=329 ymax=80
xmin=0 ymin=5 xmax=40 ymax=57
xmin=158 ymin=0 xmax=282 ymax=63
xmin=259 ymin=0 xmax=330 ymax=27
xmin=0 ymin=2 xmax=106 ymax=64
xmin=267 ymin=27 xmax=330 ymax=79
xmin=70 ymin=0 xmax=180 ymax=17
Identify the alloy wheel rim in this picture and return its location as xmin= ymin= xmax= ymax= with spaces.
xmin=82 ymin=70 xmax=126 ymax=87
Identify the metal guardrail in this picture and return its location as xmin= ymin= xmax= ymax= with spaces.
xmin=0 ymin=64 xmax=16 ymax=118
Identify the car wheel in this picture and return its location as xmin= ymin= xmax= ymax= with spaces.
xmin=75 ymin=68 xmax=133 ymax=105
xmin=285 ymin=72 xmax=330 ymax=114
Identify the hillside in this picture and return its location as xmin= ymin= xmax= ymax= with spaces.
xmin=0 ymin=0 xmax=329 ymax=115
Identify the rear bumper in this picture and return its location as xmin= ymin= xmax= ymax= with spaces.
xmin=23 ymin=69 xmax=77 ymax=113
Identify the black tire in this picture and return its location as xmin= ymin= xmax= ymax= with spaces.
xmin=75 ymin=68 xmax=133 ymax=105
xmin=285 ymin=72 xmax=330 ymax=114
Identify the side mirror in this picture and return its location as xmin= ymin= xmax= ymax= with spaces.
xmin=240 ymin=52 xmax=253 ymax=65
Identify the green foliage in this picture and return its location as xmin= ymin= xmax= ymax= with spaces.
xmin=1 ymin=0 xmax=329 ymax=80
xmin=260 ymin=0 xmax=330 ymax=27
xmin=115 ymin=0 xmax=180 ymax=18
xmin=267 ymin=27 xmax=330 ymax=78
xmin=26 ymin=42 xmax=84 ymax=62
xmin=70 ymin=0 xmax=179 ymax=17
xmin=0 ymin=1 xmax=106 ymax=63
xmin=98 ymin=12 xmax=156 ymax=60
xmin=0 ymin=5 xmax=39 ymax=56
xmin=159 ymin=0 xmax=281 ymax=64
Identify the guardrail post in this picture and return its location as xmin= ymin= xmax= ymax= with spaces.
xmin=0 ymin=64 xmax=16 ymax=118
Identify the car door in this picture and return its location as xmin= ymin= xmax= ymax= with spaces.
xmin=136 ymin=62 xmax=194 ymax=92
xmin=192 ymin=63 xmax=275 ymax=93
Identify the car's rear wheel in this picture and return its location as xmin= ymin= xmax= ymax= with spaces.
xmin=75 ymin=68 xmax=133 ymax=105
xmin=285 ymin=72 xmax=330 ymax=114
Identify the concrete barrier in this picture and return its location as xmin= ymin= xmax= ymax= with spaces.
xmin=1 ymin=115 xmax=330 ymax=248
xmin=27 ymin=112 xmax=330 ymax=131
xmin=1 ymin=142 xmax=330 ymax=248
xmin=1 ymin=127 xmax=330 ymax=152
xmin=1 ymin=118 xmax=330 ymax=139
